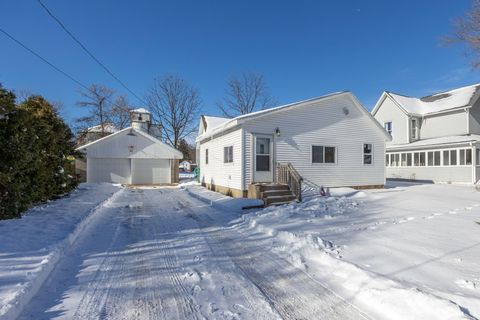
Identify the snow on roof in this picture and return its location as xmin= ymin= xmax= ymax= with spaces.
xmin=386 ymin=83 xmax=480 ymax=116
xmin=131 ymin=108 xmax=150 ymax=114
xmin=87 ymin=123 xmax=118 ymax=133
xmin=202 ymin=116 xmax=229 ymax=134
xmin=388 ymin=134 xmax=480 ymax=150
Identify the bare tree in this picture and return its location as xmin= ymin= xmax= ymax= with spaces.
xmin=110 ymin=95 xmax=132 ymax=129
xmin=146 ymin=75 xmax=201 ymax=148
xmin=217 ymin=72 xmax=275 ymax=118
xmin=447 ymin=0 xmax=480 ymax=67
xmin=75 ymin=84 xmax=115 ymax=135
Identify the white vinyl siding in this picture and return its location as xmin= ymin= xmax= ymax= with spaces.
xmin=244 ymin=95 xmax=386 ymax=188
xmin=420 ymin=110 xmax=469 ymax=140
xmin=198 ymin=128 xmax=243 ymax=190
xmin=373 ymin=96 xmax=409 ymax=145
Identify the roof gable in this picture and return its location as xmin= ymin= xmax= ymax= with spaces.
xmin=197 ymin=92 xmax=391 ymax=142
xmin=77 ymin=127 xmax=183 ymax=159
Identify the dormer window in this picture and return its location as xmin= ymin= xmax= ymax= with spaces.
xmin=384 ymin=122 xmax=392 ymax=136
xmin=410 ymin=118 xmax=419 ymax=141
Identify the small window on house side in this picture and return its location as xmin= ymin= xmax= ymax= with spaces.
xmin=384 ymin=122 xmax=392 ymax=136
xmin=224 ymin=146 xmax=233 ymax=163
xmin=205 ymin=149 xmax=209 ymax=165
xmin=363 ymin=144 xmax=373 ymax=165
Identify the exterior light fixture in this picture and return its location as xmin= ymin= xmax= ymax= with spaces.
xmin=275 ymin=127 xmax=281 ymax=137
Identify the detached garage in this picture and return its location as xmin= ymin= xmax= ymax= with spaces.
xmin=76 ymin=127 xmax=183 ymax=185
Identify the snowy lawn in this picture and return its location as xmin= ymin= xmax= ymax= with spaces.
xmin=0 ymin=183 xmax=120 ymax=320
xmin=188 ymin=182 xmax=480 ymax=319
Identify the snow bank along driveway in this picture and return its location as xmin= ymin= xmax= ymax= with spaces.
xmin=0 ymin=183 xmax=120 ymax=320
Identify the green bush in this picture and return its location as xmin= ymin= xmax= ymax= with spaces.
xmin=0 ymin=85 xmax=78 ymax=219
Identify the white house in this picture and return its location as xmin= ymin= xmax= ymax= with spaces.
xmin=372 ymin=83 xmax=480 ymax=184
xmin=196 ymin=92 xmax=391 ymax=204
xmin=179 ymin=160 xmax=192 ymax=172
xmin=76 ymin=110 xmax=182 ymax=185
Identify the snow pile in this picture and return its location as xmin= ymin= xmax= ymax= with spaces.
xmin=0 ymin=183 xmax=121 ymax=320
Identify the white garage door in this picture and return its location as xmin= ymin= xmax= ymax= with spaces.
xmin=132 ymin=159 xmax=171 ymax=184
xmin=87 ymin=158 xmax=131 ymax=184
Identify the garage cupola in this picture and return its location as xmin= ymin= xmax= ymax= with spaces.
xmin=130 ymin=108 xmax=151 ymax=132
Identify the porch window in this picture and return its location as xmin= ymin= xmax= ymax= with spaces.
xmin=443 ymin=150 xmax=449 ymax=166
xmin=407 ymin=153 xmax=412 ymax=166
xmin=205 ymin=149 xmax=209 ymax=165
xmin=363 ymin=144 xmax=373 ymax=165
xmin=386 ymin=154 xmax=390 ymax=167
xmin=401 ymin=153 xmax=407 ymax=166
xmin=460 ymin=149 xmax=472 ymax=165
xmin=477 ymin=148 xmax=480 ymax=166
xmin=312 ymin=145 xmax=336 ymax=164
xmin=434 ymin=151 xmax=441 ymax=166
xmin=414 ymin=152 xmax=420 ymax=166
xmin=224 ymin=146 xmax=233 ymax=163
xmin=393 ymin=153 xmax=399 ymax=167
xmin=419 ymin=152 xmax=426 ymax=166
xmin=450 ymin=150 xmax=457 ymax=166
xmin=427 ymin=152 xmax=434 ymax=166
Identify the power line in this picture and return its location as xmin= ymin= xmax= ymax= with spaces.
xmin=37 ymin=0 xmax=147 ymax=105
xmin=0 ymin=27 xmax=91 ymax=92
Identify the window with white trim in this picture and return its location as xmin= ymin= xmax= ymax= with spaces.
xmin=384 ymin=122 xmax=392 ymax=136
xmin=450 ymin=150 xmax=457 ymax=166
xmin=224 ymin=146 xmax=233 ymax=163
xmin=411 ymin=118 xmax=419 ymax=141
xmin=363 ymin=144 xmax=373 ymax=165
xmin=477 ymin=148 xmax=480 ymax=166
xmin=312 ymin=146 xmax=336 ymax=164
xmin=386 ymin=154 xmax=390 ymax=167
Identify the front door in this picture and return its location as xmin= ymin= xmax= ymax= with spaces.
xmin=253 ymin=134 xmax=274 ymax=182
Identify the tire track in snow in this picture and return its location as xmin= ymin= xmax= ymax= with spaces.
xmin=178 ymin=195 xmax=369 ymax=320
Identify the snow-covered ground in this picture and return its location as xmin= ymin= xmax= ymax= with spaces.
xmin=0 ymin=183 xmax=120 ymax=320
xmin=225 ymin=181 xmax=480 ymax=319
xmin=1 ymin=181 xmax=479 ymax=319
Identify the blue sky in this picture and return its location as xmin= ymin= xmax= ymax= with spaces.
xmin=0 ymin=1 xmax=478 ymax=127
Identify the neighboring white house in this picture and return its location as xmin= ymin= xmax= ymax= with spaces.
xmin=196 ymin=92 xmax=391 ymax=198
xmin=372 ymin=83 xmax=480 ymax=184
xmin=76 ymin=109 xmax=182 ymax=185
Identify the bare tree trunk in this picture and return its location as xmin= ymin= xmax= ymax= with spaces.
xmin=75 ymin=84 xmax=114 ymax=136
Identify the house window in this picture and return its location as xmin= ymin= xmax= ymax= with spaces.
xmin=363 ymin=144 xmax=373 ymax=165
xmin=384 ymin=122 xmax=392 ymax=136
xmin=407 ymin=153 xmax=412 ymax=166
xmin=427 ymin=152 xmax=434 ymax=166
xmin=386 ymin=154 xmax=390 ymax=167
xmin=224 ymin=146 xmax=233 ymax=163
xmin=450 ymin=150 xmax=457 ymax=166
xmin=419 ymin=152 xmax=426 ymax=166
xmin=434 ymin=151 xmax=441 ymax=166
xmin=414 ymin=152 xmax=420 ymax=166
xmin=460 ymin=149 xmax=466 ymax=165
xmin=312 ymin=145 xmax=336 ymax=164
xmin=393 ymin=153 xmax=400 ymax=167
xmin=443 ymin=150 xmax=450 ymax=166
xmin=477 ymin=148 xmax=480 ymax=166
xmin=400 ymin=153 xmax=406 ymax=166
xmin=205 ymin=149 xmax=209 ymax=165
xmin=411 ymin=118 xmax=418 ymax=140
xmin=466 ymin=149 xmax=472 ymax=165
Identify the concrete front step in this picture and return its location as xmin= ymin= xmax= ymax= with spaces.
xmin=264 ymin=194 xmax=296 ymax=206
